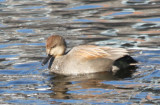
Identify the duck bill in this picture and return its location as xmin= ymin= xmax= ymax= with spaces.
xmin=48 ymin=57 xmax=55 ymax=69
xmin=41 ymin=54 xmax=53 ymax=66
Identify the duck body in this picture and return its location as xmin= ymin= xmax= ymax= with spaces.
xmin=50 ymin=46 xmax=114 ymax=75
xmin=42 ymin=35 xmax=136 ymax=75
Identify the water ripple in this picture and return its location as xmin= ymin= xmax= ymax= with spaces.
xmin=68 ymin=5 xmax=102 ymax=10
xmin=0 ymin=0 xmax=160 ymax=104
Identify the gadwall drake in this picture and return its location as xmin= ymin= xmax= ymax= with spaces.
xmin=42 ymin=35 xmax=136 ymax=75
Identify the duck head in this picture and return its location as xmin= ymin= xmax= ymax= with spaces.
xmin=41 ymin=35 xmax=66 ymax=66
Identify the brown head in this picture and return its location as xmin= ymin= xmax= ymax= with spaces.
xmin=46 ymin=35 xmax=66 ymax=57
xmin=42 ymin=35 xmax=66 ymax=66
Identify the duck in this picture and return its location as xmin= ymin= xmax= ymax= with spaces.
xmin=42 ymin=35 xmax=137 ymax=75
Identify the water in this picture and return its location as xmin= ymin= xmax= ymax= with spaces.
xmin=0 ymin=0 xmax=160 ymax=104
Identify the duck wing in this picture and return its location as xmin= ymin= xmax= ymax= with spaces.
xmin=68 ymin=45 xmax=128 ymax=61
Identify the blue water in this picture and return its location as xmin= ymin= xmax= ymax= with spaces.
xmin=0 ymin=0 xmax=160 ymax=104
xmin=68 ymin=5 xmax=102 ymax=10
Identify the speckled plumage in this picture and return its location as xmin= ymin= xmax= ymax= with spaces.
xmin=42 ymin=35 xmax=135 ymax=75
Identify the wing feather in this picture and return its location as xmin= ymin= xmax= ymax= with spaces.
xmin=68 ymin=45 xmax=128 ymax=60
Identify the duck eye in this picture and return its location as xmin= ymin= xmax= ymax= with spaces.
xmin=51 ymin=45 xmax=56 ymax=48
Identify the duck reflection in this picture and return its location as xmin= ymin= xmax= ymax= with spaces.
xmin=48 ymin=65 xmax=137 ymax=100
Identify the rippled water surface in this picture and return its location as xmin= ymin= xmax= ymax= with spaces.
xmin=0 ymin=0 xmax=160 ymax=104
